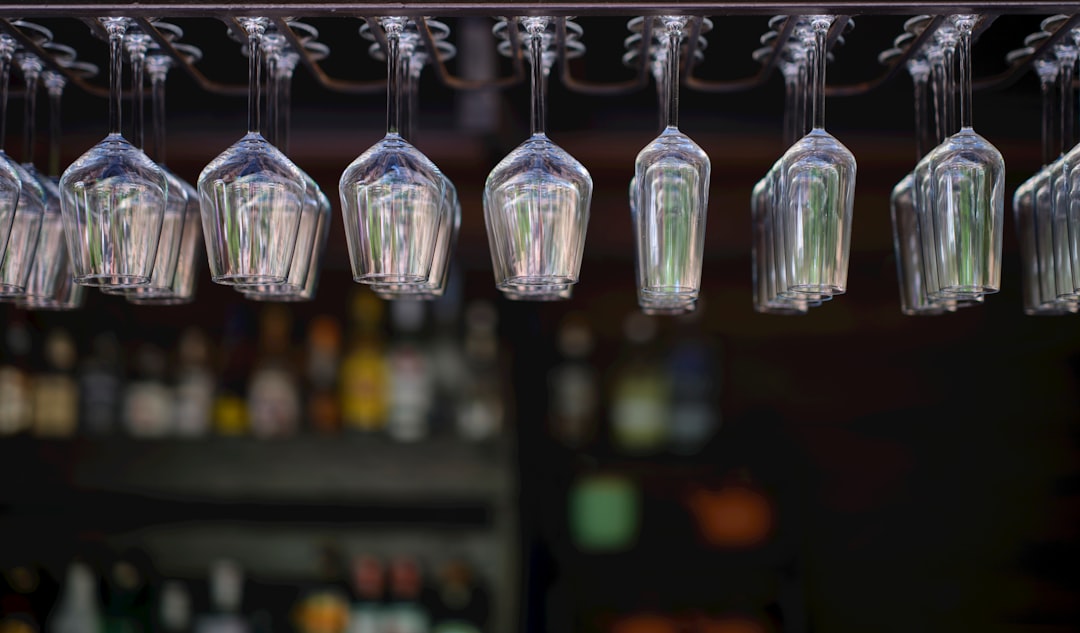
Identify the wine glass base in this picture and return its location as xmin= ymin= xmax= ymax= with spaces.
xmin=212 ymin=274 xmax=286 ymax=286
xmin=498 ymin=275 xmax=575 ymax=289
xmin=0 ymin=284 xmax=27 ymax=297
xmin=128 ymin=297 xmax=193 ymax=306
xmin=76 ymin=274 xmax=150 ymax=288
xmin=936 ymin=285 xmax=998 ymax=297
xmin=639 ymin=287 xmax=699 ymax=301
xmin=355 ymin=273 xmax=428 ymax=285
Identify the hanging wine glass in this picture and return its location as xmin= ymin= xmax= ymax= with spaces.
xmin=630 ymin=15 xmax=709 ymax=315
xmin=775 ymin=15 xmax=856 ymax=300
xmin=369 ymin=20 xmax=460 ymax=301
xmin=484 ymin=16 xmax=592 ymax=299
xmin=1013 ymin=48 xmax=1075 ymax=315
xmin=60 ymin=17 xmax=167 ymax=288
xmin=890 ymin=52 xmax=956 ymax=316
xmin=241 ymin=31 xmax=331 ymax=302
xmin=199 ymin=17 xmax=306 ymax=286
xmin=12 ymin=52 xmax=82 ymax=310
xmin=98 ymin=28 xmax=188 ymax=301
xmin=1059 ymin=25 xmax=1080 ymax=298
xmin=0 ymin=34 xmax=44 ymax=297
xmin=914 ymin=14 xmax=1005 ymax=300
xmin=0 ymin=35 xmax=22 ymax=266
xmin=129 ymin=47 xmax=203 ymax=305
xmin=752 ymin=21 xmax=813 ymax=315
xmin=340 ymin=16 xmax=447 ymax=287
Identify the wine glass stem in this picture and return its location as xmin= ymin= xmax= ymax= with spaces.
xmin=527 ymin=21 xmax=547 ymax=136
xmin=811 ymin=20 xmax=828 ymax=131
xmin=278 ymin=66 xmax=294 ymax=155
xmin=782 ymin=67 xmax=796 ymax=146
xmin=47 ymin=81 xmax=62 ymax=178
xmin=1041 ymin=74 xmax=1059 ymax=165
xmin=796 ymin=54 xmax=808 ymax=137
xmin=664 ymin=21 xmax=681 ymax=130
xmin=21 ymin=67 xmax=38 ymax=165
xmin=942 ymin=44 xmax=956 ymax=135
xmin=131 ymin=48 xmax=146 ymax=149
xmin=247 ymin=29 xmax=262 ymax=135
xmin=1060 ymin=57 xmax=1074 ymax=151
xmin=0 ymin=47 xmax=11 ymax=150
xmin=401 ymin=49 xmax=415 ymax=142
xmin=265 ymin=50 xmax=278 ymax=145
xmin=384 ymin=20 xmax=402 ymax=136
xmin=108 ymin=27 xmax=124 ymax=136
xmin=913 ymin=72 xmax=928 ymax=160
xmin=150 ymin=69 xmax=167 ymax=164
xmin=957 ymin=24 xmax=973 ymax=130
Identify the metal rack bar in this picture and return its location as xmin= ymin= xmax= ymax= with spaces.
xmin=1 ymin=2 xmax=1079 ymax=18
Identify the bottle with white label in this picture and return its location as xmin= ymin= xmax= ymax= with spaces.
xmin=46 ymin=561 xmax=103 ymax=633
xmin=195 ymin=560 xmax=249 ymax=633
xmin=174 ymin=329 xmax=214 ymax=438
xmin=387 ymin=301 xmax=434 ymax=442
xmin=0 ymin=316 xmax=33 ymax=436
xmin=248 ymin=307 xmax=301 ymax=439
xmin=123 ymin=345 xmax=174 ymax=438
xmin=32 ymin=329 xmax=80 ymax=438
xmin=548 ymin=315 xmax=597 ymax=448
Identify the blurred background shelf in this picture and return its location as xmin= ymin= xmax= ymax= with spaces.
xmin=0 ymin=436 xmax=513 ymax=505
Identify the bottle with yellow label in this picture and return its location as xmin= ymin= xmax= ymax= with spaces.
xmin=341 ymin=292 xmax=388 ymax=433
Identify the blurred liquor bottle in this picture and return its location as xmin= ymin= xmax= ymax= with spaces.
xmin=548 ymin=314 xmax=598 ymax=448
xmin=293 ymin=545 xmax=349 ymax=633
xmin=103 ymin=551 xmax=154 ymax=633
xmin=79 ymin=332 xmax=123 ymax=436
xmin=455 ymin=302 xmax=502 ymax=443
xmin=194 ymin=560 xmax=248 ymax=633
xmin=158 ymin=581 xmax=193 ymax=633
xmin=1 ymin=563 xmax=45 ymax=633
xmin=430 ymin=559 xmax=487 ymax=633
xmin=429 ymin=274 xmax=466 ymax=438
xmin=384 ymin=558 xmax=429 ymax=633
xmin=174 ymin=328 xmax=214 ymax=438
xmin=346 ymin=556 xmax=385 ymax=633
xmin=386 ymin=301 xmax=434 ymax=442
xmin=31 ymin=328 xmax=79 ymax=438
xmin=306 ymin=315 xmax=343 ymax=434
xmin=610 ymin=314 xmax=668 ymax=454
xmin=341 ymin=292 xmax=388 ymax=434
xmin=0 ymin=314 xmax=33 ymax=436
xmin=214 ymin=308 xmax=253 ymax=437
xmin=123 ymin=345 xmax=174 ymax=438
xmin=46 ymin=561 xmax=103 ymax=633
xmin=248 ymin=306 xmax=301 ymax=439
xmin=665 ymin=329 xmax=719 ymax=454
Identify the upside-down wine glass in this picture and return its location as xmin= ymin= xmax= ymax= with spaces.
xmin=0 ymin=34 xmax=44 ymax=297
xmin=14 ymin=53 xmax=82 ymax=310
xmin=890 ymin=53 xmax=956 ymax=315
xmin=1039 ymin=30 xmax=1076 ymax=306
xmin=1060 ymin=24 xmax=1080 ymax=298
xmin=99 ymin=29 xmax=188 ymax=301
xmin=914 ymin=14 xmax=1005 ymax=300
xmin=0 ymin=34 xmax=21 ymax=269
xmin=129 ymin=48 xmax=203 ymax=305
xmin=60 ymin=18 xmax=166 ymax=288
xmin=1013 ymin=49 xmax=1073 ymax=315
xmin=631 ymin=15 xmax=709 ymax=316
xmin=484 ymin=16 xmax=593 ymax=300
xmin=241 ymin=32 xmax=331 ymax=302
xmin=340 ymin=16 xmax=447 ymax=288
xmin=775 ymin=15 xmax=856 ymax=300
xmin=752 ymin=21 xmax=817 ymax=315
xmin=199 ymin=17 xmax=305 ymax=286
xmin=370 ymin=23 xmax=460 ymax=301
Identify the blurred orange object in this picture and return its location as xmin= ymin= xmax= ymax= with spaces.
xmin=686 ymin=483 xmax=773 ymax=548
xmin=699 ymin=615 xmax=770 ymax=633
xmin=612 ymin=613 xmax=679 ymax=633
